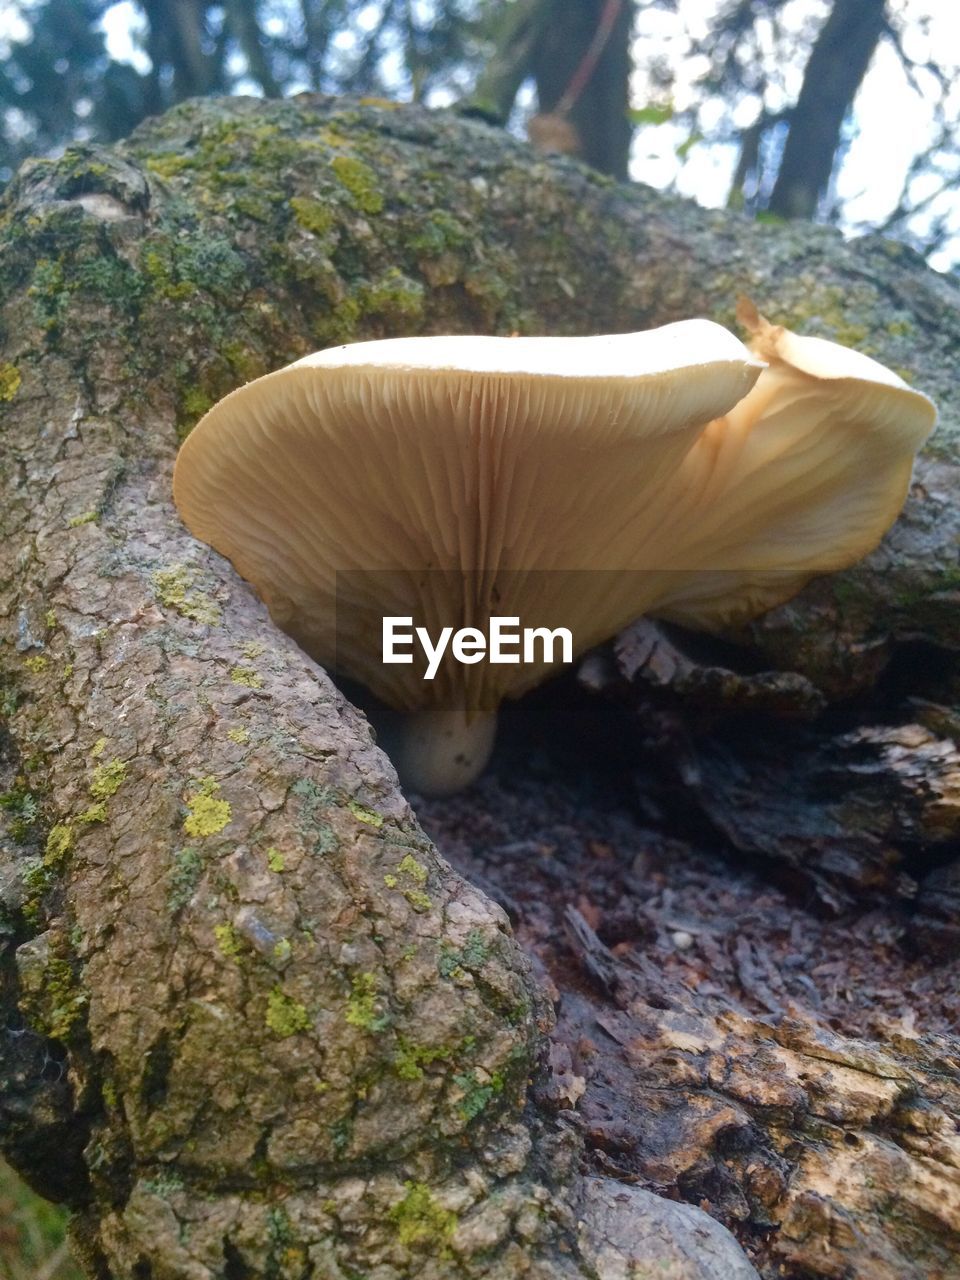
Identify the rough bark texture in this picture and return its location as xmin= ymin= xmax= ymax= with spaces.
xmin=581 ymin=619 xmax=960 ymax=914
xmin=0 ymin=95 xmax=957 ymax=1278
xmin=420 ymin=750 xmax=960 ymax=1280
xmin=560 ymin=908 xmax=960 ymax=1280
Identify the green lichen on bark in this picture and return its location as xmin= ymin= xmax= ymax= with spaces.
xmin=89 ymin=759 xmax=127 ymax=801
xmin=389 ymin=1181 xmax=458 ymax=1252
xmin=265 ymin=986 xmax=311 ymax=1037
xmin=330 ymin=153 xmax=384 ymax=213
xmin=0 ymin=361 xmax=21 ymax=400
xmin=344 ymin=970 xmax=390 ymax=1032
xmin=182 ymin=781 xmax=232 ymax=837
xmin=43 ymin=823 xmax=73 ymax=866
xmin=229 ymin=665 xmax=263 ymax=688
xmin=153 ymin=564 xmax=222 ymax=624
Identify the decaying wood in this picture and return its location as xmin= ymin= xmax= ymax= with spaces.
xmin=583 ymin=618 xmax=960 ymax=913
xmin=560 ymin=909 xmax=960 ymax=1280
xmin=420 ymin=757 xmax=960 ymax=1280
xmin=0 ymin=94 xmax=958 ymax=1278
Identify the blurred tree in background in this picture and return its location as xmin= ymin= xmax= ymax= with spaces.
xmin=0 ymin=1157 xmax=82 ymax=1279
xmin=0 ymin=0 xmax=957 ymax=265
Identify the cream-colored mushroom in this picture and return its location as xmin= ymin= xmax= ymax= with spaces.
xmin=173 ymin=321 xmax=762 ymax=794
xmin=646 ymin=299 xmax=938 ymax=629
xmin=173 ymin=311 xmax=935 ymax=796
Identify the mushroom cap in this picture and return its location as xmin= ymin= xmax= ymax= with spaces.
xmin=648 ymin=300 xmax=938 ymax=628
xmin=173 ymin=321 xmax=763 ymax=712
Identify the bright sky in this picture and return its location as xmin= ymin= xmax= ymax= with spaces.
xmin=54 ymin=0 xmax=960 ymax=270
xmin=627 ymin=0 xmax=960 ymax=268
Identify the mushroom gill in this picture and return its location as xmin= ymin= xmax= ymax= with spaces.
xmin=173 ymin=312 xmax=935 ymax=796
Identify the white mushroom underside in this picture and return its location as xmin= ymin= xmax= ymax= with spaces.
xmin=173 ymin=321 xmax=935 ymax=715
xmin=175 ymin=325 xmax=764 ymax=712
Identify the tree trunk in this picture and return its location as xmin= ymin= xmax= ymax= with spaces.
xmin=463 ymin=0 xmax=556 ymax=124
xmin=531 ymin=0 xmax=634 ymax=179
xmin=768 ymin=0 xmax=887 ymax=220
xmin=0 ymin=96 xmax=958 ymax=1278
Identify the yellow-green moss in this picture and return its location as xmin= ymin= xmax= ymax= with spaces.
xmin=317 ymin=294 xmax=361 ymax=344
xmin=27 ymin=957 xmax=87 ymax=1042
xmin=183 ymin=779 xmax=231 ymax=837
xmin=273 ymin=937 xmax=292 ymax=963
xmin=91 ymin=737 xmax=108 ymax=758
xmin=145 ymin=152 xmax=196 ymax=179
xmin=360 ymin=268 xmax=424 ymax=323
xmin=290 ymin=195 xmax=336 ymax=236
xmin=221 ymin=338 xmax=267 ymax=382
xmin=266 ymin=846 xmax=285 ymax=872
xmin=330 ymin=154 xmax=383 ymax=214
xmin=214 ymin=922 xmax=243 ymax=960
xmin=67 ymin=510 xmax=98 ymax=527
xmin=345 ymin=972 xmax=390 ymax=1032
xmin=403 ymin=889 xmax=432 ymax=912
xmin=781 ymin=287 xmax=873 ymax=349
xmin=391 ymin=852 xmax=432 ymax=911
xmin=886 ymin=318 xmax=914 ymax=337
xmin=348 ymin=800 xmax=384 ymax=827
xmin=181 ymin=387 xmax=215 ymax=426
xmin=90 ymin=758 xmax=127 ymax=800
xmin=397 ymin=853 xmax=428 ymax=884
xmin=153 ymin=565 xmax=221 ymax=625
xmin=230 ymin=666 xmax=263 ymax=688
xmin=44 ymin=823 xmax=73 ymax=866
xmin=140 ymin=246 xmax=196 ymax=300
xmin=0 ymin=362 xmax=21 ymax=401
xmin=393 ymin=1037 xmax=452 ymax=1081
xmin=28 ymin=257 xmax=68 ymax=332
xmin=227 ymin=726 xmax=250 ymax=744
xmin=240 ymin=640 xmax=266 ymax=658
xmin=266 ymin=986 xmax=311 ymax=1037
xmin=23 ymin=656 xmax=47 ymax=674
xmin=389 ymin=1182 xmax=457 ymax=1252
xmin=77 ymin=801 xmax=108 ymax=825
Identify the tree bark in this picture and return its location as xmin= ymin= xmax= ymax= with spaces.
xmin=0 ymin=95 xmax=958 ymax=1278
xmin=581 ymin=618 xmax=960 ymax=914
xmin=558 ymin=907 xmax=960 ymax=1280
xmin=768 ymin=0 xmax=887 ymax=220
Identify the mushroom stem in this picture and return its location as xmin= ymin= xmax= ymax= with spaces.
xmin=389 ymin=706 xmax=498 ymax=798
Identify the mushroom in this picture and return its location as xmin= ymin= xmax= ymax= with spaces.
xmin=645 ymin=299 xmax=937 ymax=629
xmin=172 ymin=311 xmax=935 ymax=796
xmin=173 ymin=320 xmax=763 ymax=794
